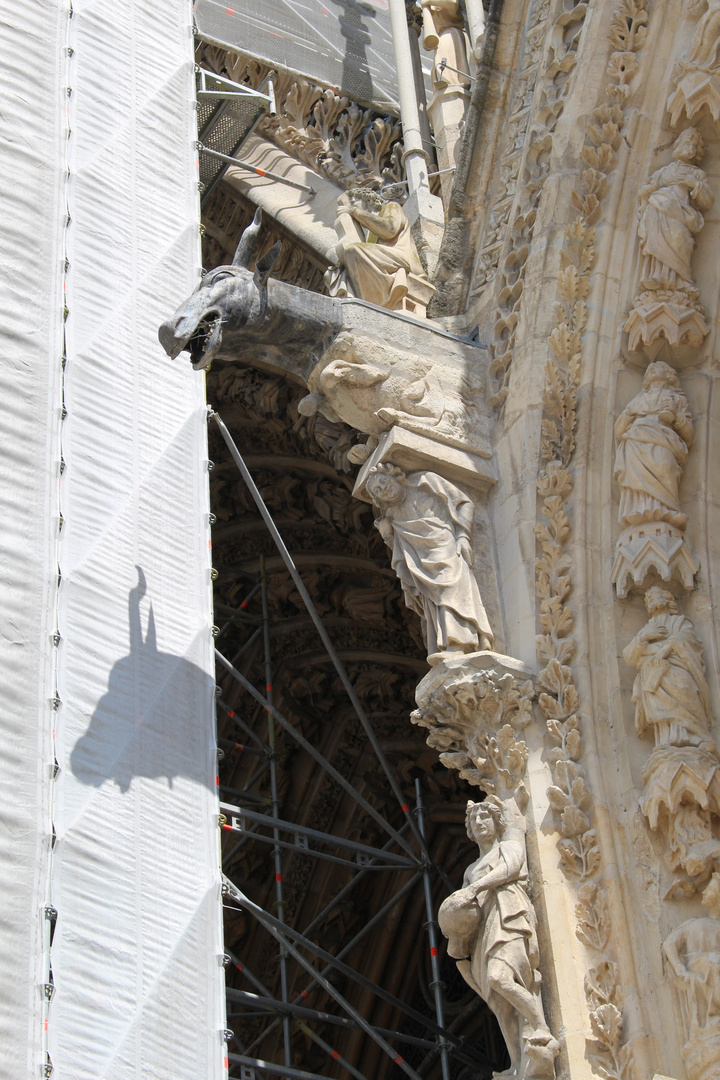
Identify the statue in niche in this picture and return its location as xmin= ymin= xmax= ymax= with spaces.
xmin=420 ymin=0 xmax=471 ymax=91
xmin=623 ymin=586 xmax=712 ymax=750
xmin=324 ymin=188 xmax=434 ymax=317
xmin=438 ymin=798 xmax=559 ymax=1079
xmin=614 ymin=361 xmax=693 ymax=531
xmin=637 ymin=128 xmax=712 ymax=293
xmin=624 ymin=587 xmax=720 ymax=902
xmin=669 ymin=0 xmax=720 ymax=127
xmin=624 ymin=128 xmax=713 ymax=349
xmin=611 ymin=362 xmax=697 ymax=595
xmin=663 ymin=918 xmax=720 ymax=1080
xmin=366 ymin=464 xmax=493 ymax=658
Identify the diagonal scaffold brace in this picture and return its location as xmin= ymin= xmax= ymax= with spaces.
xmin=210 ymin=407 xmax=453 ymax=891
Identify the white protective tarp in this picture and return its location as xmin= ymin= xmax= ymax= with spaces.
xmin=0 ymin=4 xmax=64 ymax=1078
xmin=48 ymin=2 xmax=225 ymax=1078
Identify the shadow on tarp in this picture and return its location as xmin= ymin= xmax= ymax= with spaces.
xmin=71 ymin=567 xmax=215 ymax=793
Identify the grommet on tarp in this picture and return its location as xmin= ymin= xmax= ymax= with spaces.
xmin=44 ymin=905 xmax=57 ymax=922
xmin=209 ymin=513 xmax=217 ymax=525
xmin=215 ymin=684 xmax=222 ymax=697
xmin=211 ymin=567 xmax=219 ymax=581
xmin=52 ymin=695 xmax=61 ymax=711
xmin=218 ymin=814 xmax=227 ymax=828
xmin=212 ymin=624 xmax=220 ymax=637
xmin=207 ymin=459 xmax=214 ymax=470
xmin=223 ymin=1029 xmax=234 ymax=1042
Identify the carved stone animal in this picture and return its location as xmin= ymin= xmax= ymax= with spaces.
xmin=158 ymin=209 xmax=342 ymax=381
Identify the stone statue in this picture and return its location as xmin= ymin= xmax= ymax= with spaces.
xmin=614 ymin=361 xmax=693 ymax=531
xmin=625 ymin=129 xmax=713 ymax=349
xmin=366 ymin=464 xmax=493 ymax=658
xmin=624 ymin=587 xmax=720 ymax=896
xmin=669 ymin=0 xmax=720 ymax=127
xmin=637 ymin=128 xmax=712 ymax=292
xmin=420 ymin=0 xmax=471 ymax=91
xmin=611 ymin=362 xmax=697 ymax=595
xmin=623 ymin=586 xmax=712 ymax=750
xmin=663 ymin=918 xmax=720 ymax=1080
xmin=438 ymin=797 xmax=559 ymax=1079
xmin=325 ymin=188 xmax=433 ymax=316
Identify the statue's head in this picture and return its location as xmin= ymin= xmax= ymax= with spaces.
xmin=672 ymin=126 xmax=704 ymax=164
xmin=466 ymin=798 xmax=502 ymax=844
xmin=347 ymin=185 xmax=385 ymax=211
xmin=366 ymin=463 xmax=405 ymax=505
xmin=644 ymin=585 xmax=678 ymax=616
xmin=642 ymin=360 xmax=680 ymax=390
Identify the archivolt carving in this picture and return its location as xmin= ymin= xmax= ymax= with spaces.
xmin=623 ymin=587 xmax=720 ymax=908
xmin=663 ymin=917 xmax=720 ymax=1080
xmin=536 ymin=2 xmax=648 ymax=1074
xmin=471 ymin=0 xmax=552 ymax=291
xmin=611 ymin=361 xmax=698 ymax=596
xmin=624 ymin=128 xmax=713 ymax=350
xmin=485 ymin=0 xmax=591 ymax=408
xmin=669 ymin=0 xmax=720 ymax=128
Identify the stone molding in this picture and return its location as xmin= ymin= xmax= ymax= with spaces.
xmin=535 ymin=2 xmax=649 ymax=1075
xmin=485 ymin=0 xmax=591 ymax=409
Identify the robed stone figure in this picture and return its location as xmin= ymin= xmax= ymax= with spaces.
xmin=366 ymin=464 xmax=493 ymax=657
xmin=438 ymin=798 xmax=558 ymax=1078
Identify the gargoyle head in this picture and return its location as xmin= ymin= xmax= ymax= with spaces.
xmin=158 ymin=208 xmax=281 ymax=370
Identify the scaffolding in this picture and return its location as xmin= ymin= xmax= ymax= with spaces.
xmin=210 ymin=410 xmax=502 ymax=1080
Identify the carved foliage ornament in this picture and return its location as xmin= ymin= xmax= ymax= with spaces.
xmin=535 ymin=3 xmax=648 ymax=1076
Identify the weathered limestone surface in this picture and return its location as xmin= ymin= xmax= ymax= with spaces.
xmin=161 ymin=0 xmax=720 ymax=1074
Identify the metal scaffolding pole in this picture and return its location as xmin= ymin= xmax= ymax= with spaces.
xmin=210 ymin=408 xmax=451 ymax=885
xmin=415 ymin=778 xmax=451 ymax=1080
xmin=261 ymin=555 xmax=293 ymax=1072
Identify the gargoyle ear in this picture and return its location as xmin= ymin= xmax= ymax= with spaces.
xmin=254 ymin=240 xmax=282 ymax=286
xmin=233 ymin=207 xmax=263 ymax=268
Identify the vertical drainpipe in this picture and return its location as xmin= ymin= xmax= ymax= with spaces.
xmin=388 ymin=0 xmax=445 ymax=274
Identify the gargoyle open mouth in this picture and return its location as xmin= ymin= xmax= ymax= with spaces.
xmin=187 ymin=313 xmax=222 ymax=370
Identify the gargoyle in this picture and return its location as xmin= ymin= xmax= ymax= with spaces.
xmin=158 ymin=209 xmax=342 ymax=380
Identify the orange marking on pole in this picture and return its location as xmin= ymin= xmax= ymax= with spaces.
xmin=430 ymin=946 xmax=438 ymax=956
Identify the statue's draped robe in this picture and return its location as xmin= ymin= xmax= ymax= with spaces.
xmin=623 ymin=613 xmax=712 ymax=748
xmin=440 ymin=838 xmax=538 ymax=1002
xmin=385 ymin=473 xmax=492 ymax=653
xmin=613 ymin=387 xmax=692 ymax=527
xmin=341 ymin=202 xmax=425 ymax=309
xmin=637 ymin=162 xmax=712 ymax=287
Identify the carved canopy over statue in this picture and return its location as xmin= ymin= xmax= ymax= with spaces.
xmin=663 ymin=917 xmax=720 ymax=1080
xmin=614 ymin=361 xmax=694 ymax=530
xmin=438 ymin=798 xmax=558 ymax=1079
xmin=366 ymin=464 xmax=493 ymax=658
